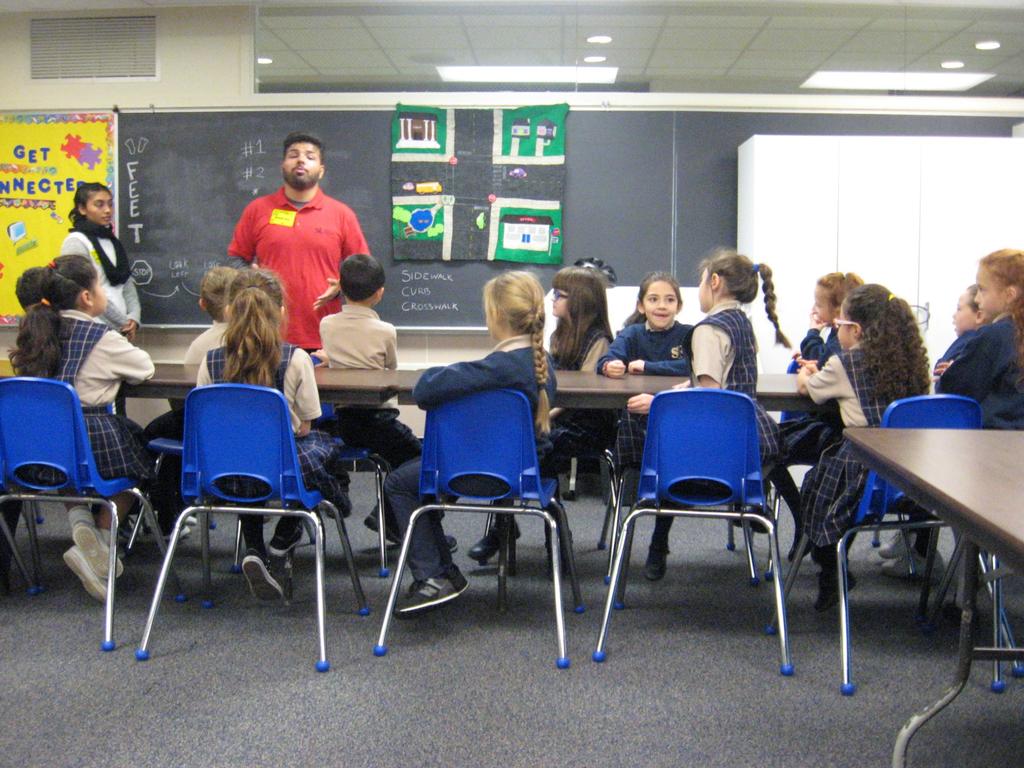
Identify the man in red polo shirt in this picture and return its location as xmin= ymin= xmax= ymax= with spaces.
xmin=227 ymin=131 xmax=369 ymax=349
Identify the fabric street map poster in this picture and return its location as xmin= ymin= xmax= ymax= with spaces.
xmin=391 ymin=104 xmax=566 ymax=264
xmin=0 ymin=112 xmax=115 ymax=323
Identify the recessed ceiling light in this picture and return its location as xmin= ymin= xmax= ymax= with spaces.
xmin=257 ymin=57 xmax=273 ymax=65
xmin=975 ymin=40 xmax=1001 ymax=51
xmin=941 ymin=60 xmax=965 ymax=69
xmin=583 ymin=55 xmax=607 ymax=64
xmin=586 ymin=35 xmax=612 ymax=44
xmin=801 ymin=70 xmax=994 ymax=92
xmin=437 ymin=65 xmax=618 ymax=84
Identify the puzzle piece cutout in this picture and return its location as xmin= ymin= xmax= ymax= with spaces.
xmin=60 ymin=134 xmax=103 ymax=169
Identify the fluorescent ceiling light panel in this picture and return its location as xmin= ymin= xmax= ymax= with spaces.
xmin=941 ymin=60 xmax=965 ymax=69
xmin=586 ymin=35 xmax=612 ymax=44
xmin=975 ymin=40 xmax=1001 ymax=51
xmin=257 ymin=57 xmax=273 ymax=64
xmin=802 ymin=70 xmax=994 ymax=91
xmin=437 ymin=65 xmax=617 ymax=83
xmin=583 ymin=55 xmax=607 ymax=63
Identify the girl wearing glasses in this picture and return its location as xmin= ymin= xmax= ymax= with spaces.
xmin=797 ymin=284 xmax=930 ymax=610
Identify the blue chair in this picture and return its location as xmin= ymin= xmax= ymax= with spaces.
xmin=136 ymin=384 xmax=368 ymax=672
xmin=0 ymin=377 xmax=167 ymax=651
xmin=374 ymin=389 xmax=578 ymax=668
xmin=780 ymin=394 xmax=981 ymax=695
xmin=593 ymin=389 xmax=793 ymax=675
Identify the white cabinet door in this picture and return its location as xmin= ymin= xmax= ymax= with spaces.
xmin=739 ymin=135 xmax=840 ymax=373
xmin=918 ymin=138 xmax=1024 ymax=365
xmin=837 ymin=137 xmax=921 ymax=306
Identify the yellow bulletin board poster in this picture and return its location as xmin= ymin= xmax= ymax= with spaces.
xmin=0 ymin=112 xmax=115 ymax=324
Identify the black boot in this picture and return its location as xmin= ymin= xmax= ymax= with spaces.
xmin=469 ymin=518 xmax=520 ymax=565
xmin=644 ymin=547 xmax=668 ymax=581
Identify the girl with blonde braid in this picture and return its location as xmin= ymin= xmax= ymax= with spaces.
xmin=625 ymin=249 xmax=791 ymax=581
xmin=384 ymin=271 xmax=557 ymax=615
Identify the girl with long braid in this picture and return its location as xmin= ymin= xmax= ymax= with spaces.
xmin=625 ymin=249 xmax=791 ymax=581
xmin=383 ymin=271 xmax=557 ymax=615
xmin=9 ymin=254 xmax=154 ymax=602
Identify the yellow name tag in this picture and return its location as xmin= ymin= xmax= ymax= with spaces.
xmin=269 ymin=208 xmax=297 ymax=227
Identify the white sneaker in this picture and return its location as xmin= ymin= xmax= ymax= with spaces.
xmin=72 ymin=523 xmax=123 ymax=578
xmin=63 ymin=546 xmax=108 ymax=602
xmin=881 ymin=547 xmax=946 ymax=580
xmin=875 ymin=532 xmax=909 ymax=560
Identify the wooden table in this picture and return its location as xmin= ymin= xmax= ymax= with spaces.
xmin=123 ymin=364 xmax=822 ymax=412
xmin=845 ymin=428 xmax=1024 ymax=768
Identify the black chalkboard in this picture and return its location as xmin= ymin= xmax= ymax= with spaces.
xmin=117 ymin=110 xmax=673 ymax=328
xmin=118 ymin=109 xmax=1015 ymax=328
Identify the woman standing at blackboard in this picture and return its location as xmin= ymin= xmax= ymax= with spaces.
xmin=60 ymin=182 xmax=141 ymax=341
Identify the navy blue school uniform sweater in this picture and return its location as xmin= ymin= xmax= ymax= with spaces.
xmin=596 ymin=321 xmax=693 ymax=376
xmin=799 ymin=326 xmax=841 ymax=366
xmin=414 ymin=340 xmax=558 ymax=454
xmin=936 ymin=328 xmax=981 ymax=367
xmin=937 ymin=316 xmax=1024 ymax=429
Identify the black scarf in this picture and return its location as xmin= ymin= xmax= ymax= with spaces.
xmin=71 ymin=219 xmax=131 ymax=286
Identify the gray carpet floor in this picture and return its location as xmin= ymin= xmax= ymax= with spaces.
xmin=1 ymin=471 xmax=1021 ymax=768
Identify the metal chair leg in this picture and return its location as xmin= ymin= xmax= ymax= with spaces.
xmin=137 ymin=508 xmax=194 ymax=661
xmin=594 ymin=508 xmax=646 ymax=662
xmin=837 ymin=530 xmax=857 ymax=695
xmin=726 ymin=520 xmax=736 ymax=551
xmin=597 ymin=451 xmax=618 ymax=551
xmin=614 ymin=518 xmax=636 ymax=608
xmin=550 ymin=500 xmax=583 ymax=613
xmin=374 ymin=460 xmax=389 ymax=578
xmin=564 ymin=456 xmax=579 ymax=501
xmin=326 ymin=502 xmax=368 ymax=615
xmin=0 ymin=511 xmax=33 ymax=591
xmin=741 ymin=519 xmax=759 ymax=586
xmin=23 ymin=504 xmax=44 ymax=588
xmin=768 ymin=534 xmax=809 ymax=634
xmin=231 ymin=517 xmax=243 ymax=573
xmin=496 ymin=513 xmax=510 ymax=612
xmin=605 ymin=468 xmax=631 ymax=581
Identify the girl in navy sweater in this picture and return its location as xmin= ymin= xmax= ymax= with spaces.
xmin=597 ymin=272 xmax=692 ymax=470
xmin=385 ymin=271 xmax=557 ymax=615
xmin=938 ymin=249 xmax=1024 ymax=429
xmin=933 ymin=284 xmax=984 ymax=378
xmin=625 ymin=250 xmax=790 ymax=580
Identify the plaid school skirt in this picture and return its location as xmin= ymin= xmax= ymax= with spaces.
xmin=799 ymin=439 xmax=868 ymax=547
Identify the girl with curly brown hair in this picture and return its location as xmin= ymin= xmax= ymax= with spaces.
xmin=937 ymin=249 xmax=1024 ymax=429
xmin=796 ymin=284 xmax=931 ymax=610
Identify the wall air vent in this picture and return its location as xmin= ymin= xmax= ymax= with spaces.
xmin=31 ymin=16 xmax=156 ymax=79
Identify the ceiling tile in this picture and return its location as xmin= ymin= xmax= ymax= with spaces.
xmin=732 ymin=50 xmax=830 ymax=69
xmin=369 ymin=26 xmax=469 ymax=49
xmin=656 ymin=27 xmax=759 ymax=50
xmin=466 ymin=25 xmax=562 ymax=50
xmin=271 ymin=27 xmax=381 ymax=51
xmin=567 ymin=26 xmax=664 ymax=49
xmin=472 ymin=48 xmax=564 ymax=66
xmin=648 ymin=49 xmax=740 ymax=69
xmin=748 ymin=28 xmax=857 ymax=51
xmin=663 ymin=14 xmax=767 ymax=29
xmin=841 ymin=29 xmax=959 ymax=53
xmin=301 ymin=49 xmax=394 ymax=69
